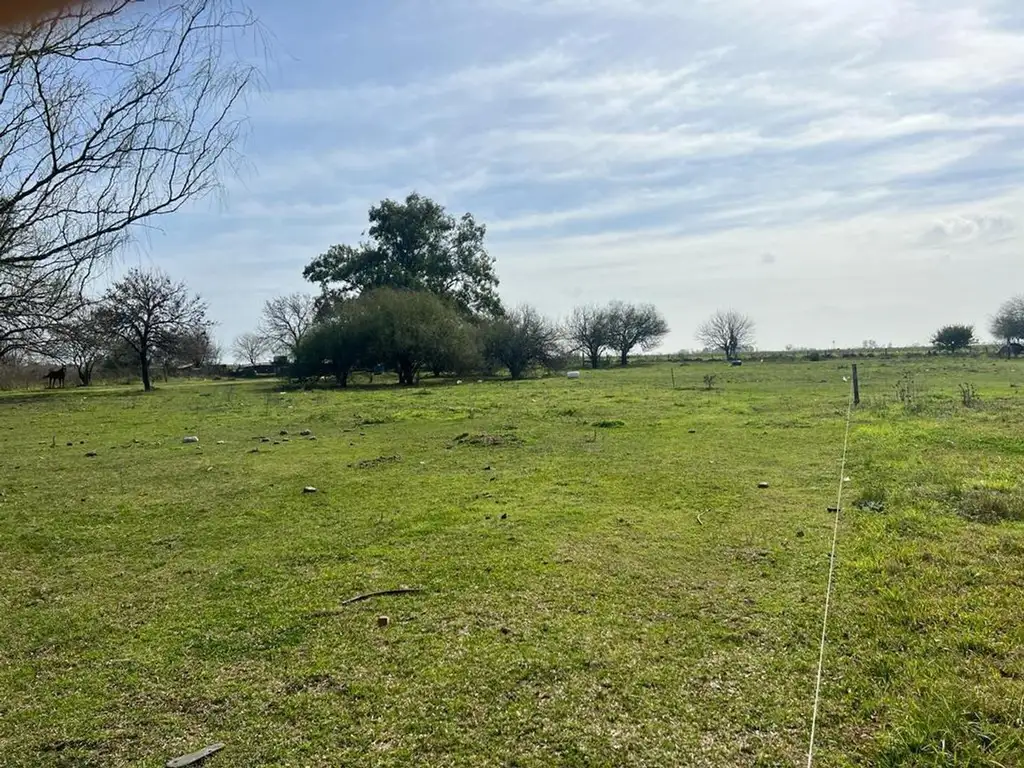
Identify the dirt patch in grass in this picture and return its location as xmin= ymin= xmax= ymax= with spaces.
xmin=452 ymin=432 xmax=521 ymax=447
xmin=353 ymin=455 xmax=402 ymax=469
xmin=953 ymin=487 xmax=1024 ymax=524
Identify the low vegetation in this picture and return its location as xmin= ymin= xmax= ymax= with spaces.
xmin=3 ymin=358 xmax=1024 ymax=766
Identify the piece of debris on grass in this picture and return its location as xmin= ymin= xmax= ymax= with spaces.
xmin=757 ymin=481 xmax=770 ymax=489
xmin=299 ymin=429 xmax=312 ymax=436
xmin=827 ymin=506 xmax=841 ymax=513
xmin=280 ymin=430 xmax=289 ymax=436
xmin=85 ymin=451 xmax=98 ymax=458
xmin=165 ymin=742 xmax=225 ymax=768
xmin=377 ymin=615 xmax=390 ymax=628
xmin=182 ymin=436 xmax=199 ymax=444
xmin=302 ymin=486 xmax=318 ymax=494
xmin=307 ymin=588 xmax=423 ymax=618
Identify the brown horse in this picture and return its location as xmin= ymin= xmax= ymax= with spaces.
xmin=44 ymin=365 xmax=66 ymax=388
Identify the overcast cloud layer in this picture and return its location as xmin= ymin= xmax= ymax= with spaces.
xmin=130 ymin=0 xmax=1024 ymax=355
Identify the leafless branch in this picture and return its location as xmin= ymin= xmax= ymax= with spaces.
xmin=0 ymin=0 xmax=262 ymax=357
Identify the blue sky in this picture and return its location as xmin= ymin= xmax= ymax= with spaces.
xmin=127 ymin=0 xmax=1024 ymax=356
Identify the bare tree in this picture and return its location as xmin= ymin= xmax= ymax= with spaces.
xmin=260 ymin=293 xmax=315 ymax=357
xmin=0 ymin=0 xmax=261 ymax=357
xmin=97 ymin=267 xmax=209 ymax=391
xmin=172 ymin=326 xmax=219 ymax=366
xmin=484 ymin=305 xmax=562 ymax=380
xmin=696 ymin=309 xmax=755 ymax=360
xmin=232 ymin=331 xmax=268 ymax=366
xmin=49 ymin=304 xmax=112 ymax=385
xmin=565 ymin=305 xmax=611 ymax=369
xmin=606 ymin=301 xmax=669 ymax=366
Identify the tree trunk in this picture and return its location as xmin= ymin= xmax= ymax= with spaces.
xmin=398 ymin=360 xmax=415 ymax=386
xmin=336 ymin=369 xmax=348 ymax=387
xmin=141 ymin=353 xmax=152 ymax=392
xmin=588 ymin=348 xmax=600 ymax=369
xmin=620 ymin=349 xmax=629 ymax=366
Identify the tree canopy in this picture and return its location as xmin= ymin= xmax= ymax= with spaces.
xmin=991 ymin=296 xmax=1024 ymax=347
xmin=260 ymin=293 xmax=316 ymax=357
xmin=97 ymin=268 xmax=209 ymax=391
xmin=931 ymin=324 xmax=975 ymax=354
xmin=606 ymin=301 xmax=669 ymax=366
xmin=696 ymin=310 xmax=755 ymax=359
xmin=303 ymin=193 xmax=502 ymax=317
xmin=484 ymin=305 xmax=562 ymax=380
xmin=565 ymin=305 xmax=611 ymax=369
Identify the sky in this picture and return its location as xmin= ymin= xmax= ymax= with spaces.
xmin=126 ymin=0 xmax=1024 ymax=357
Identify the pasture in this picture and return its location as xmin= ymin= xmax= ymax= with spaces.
xmin=2 ymin=359 xmax=1024 ymax=766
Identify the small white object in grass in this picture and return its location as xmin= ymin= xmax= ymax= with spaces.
xmin=567 ymin=371 xmax=581 ymax=379
xmin=842 ymin=376 xmax=848 ymax=382
xmin=456 ymin=380 xmax=463 ymax=384
xmin=302 ymin=486 xmax=318 ymax=494
xmin=844 ymin=476 xmax=851 ymax=482
xmin=183 ymin=436 xmax=199 ymax=444
xmin=216 ymin=440 xmax=226 ymax=445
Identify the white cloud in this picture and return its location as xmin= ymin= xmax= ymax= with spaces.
xmin=151 ymin=0 xmax=1024 ymax=351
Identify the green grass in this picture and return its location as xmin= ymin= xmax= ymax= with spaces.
xmin=2 ymin=359 xmax=1024 ymax=766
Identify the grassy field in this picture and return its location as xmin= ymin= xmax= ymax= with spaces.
xmin=2 ymin=358 xmax=1024 ymax=767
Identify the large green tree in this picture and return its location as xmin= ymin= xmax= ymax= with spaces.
xmin=303 ymin=193 xmax=502 ymax=317
xmin=293 ymin=308 xmax=367 ymax=387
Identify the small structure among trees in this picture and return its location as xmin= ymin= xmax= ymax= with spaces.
xmin=991 ymin=296 xmax=1024 ymax=357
